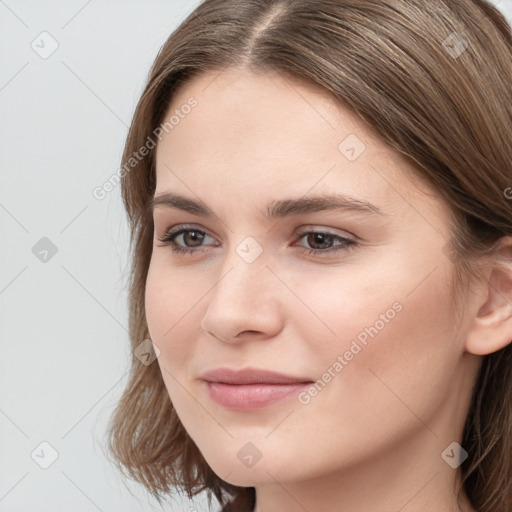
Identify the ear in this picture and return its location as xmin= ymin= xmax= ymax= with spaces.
xmin=465 ymin=237 xmax=512 ymax=356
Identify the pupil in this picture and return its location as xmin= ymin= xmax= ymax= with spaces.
xmin=185 ymin=231 xmax=203 ymax=246
xmin=309 ymin=233 xmax=331 ymax=249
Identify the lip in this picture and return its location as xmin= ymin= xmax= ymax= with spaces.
xmin=204 ymin=381 xmax=313 ymax=410
xmin=199 ymin=367 xmax=314 ymax=411
xmin=199 ymin=367 xmax=314 ymax=385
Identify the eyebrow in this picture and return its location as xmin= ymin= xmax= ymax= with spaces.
xmin=150 ymin=191 xmax=386 ymax=218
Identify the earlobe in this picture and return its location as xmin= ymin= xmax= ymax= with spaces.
xmin=465 ymin=238 xmax=512 ymax=356
xmin=466 ymin=303 xmax=512 ymax=356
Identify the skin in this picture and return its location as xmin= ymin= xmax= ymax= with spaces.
xmin=145 ymin=66 xmax=512 ymax=512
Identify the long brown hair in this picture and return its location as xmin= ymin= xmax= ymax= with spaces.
xmin=105 ymin=1 xmax=512 ymax=511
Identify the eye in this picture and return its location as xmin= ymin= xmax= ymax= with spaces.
xmin=294 ymin=229 xmax=357 ymax=256
xmin=156 ymin=225 xmax=217 ymax=255
xmin=156 ymin=225 xmax=358 ymax=257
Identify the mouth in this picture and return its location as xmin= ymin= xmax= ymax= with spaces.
xmin=203 ymin=381 xmax=313 ymax=410
xmin=199 ymin=367 xmax=314 ymax=410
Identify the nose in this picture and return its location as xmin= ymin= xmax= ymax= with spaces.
xmin=200 ymin=252 xmax=284 ymax=344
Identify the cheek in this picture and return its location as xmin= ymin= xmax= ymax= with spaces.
xmin=144 ymin=263 xmax=209 ymax=425
xmin=144 ymin=262 xmax=201 ymax=369
xmin=295 ymin=256 xmax=459 ymax=429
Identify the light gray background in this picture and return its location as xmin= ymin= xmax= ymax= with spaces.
xmin=1 ymin=1 xmax=511 ymax=511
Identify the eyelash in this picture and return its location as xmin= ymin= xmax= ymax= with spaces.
xmin=156 ymin=224 xmax=357 ymax=257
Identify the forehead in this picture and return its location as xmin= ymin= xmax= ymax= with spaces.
xmin=154 ymin=67 xmax=446 ymax=225
xmin=161 ymin=67 xmax=378 ymax=160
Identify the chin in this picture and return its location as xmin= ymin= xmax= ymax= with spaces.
xmin=204 ymin=444 xmax=307 ymax=488
xmin=199 ymin=445 xmax=269 ymax=483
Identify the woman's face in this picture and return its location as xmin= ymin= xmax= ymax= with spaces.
xmin=146 ymin=67 xmax=481 ymax=490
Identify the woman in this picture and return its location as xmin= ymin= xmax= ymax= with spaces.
xmin=105 ymin=1 xmax=512 ymax=511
